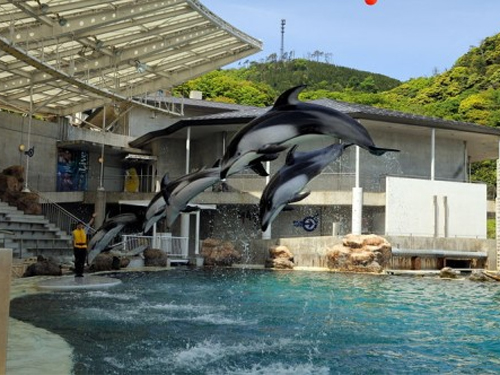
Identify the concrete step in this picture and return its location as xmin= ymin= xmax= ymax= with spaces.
xmin=2 ymin=223 xmax=64 ymax=234
xmin=4 ymin=214 xmax=48 ymax=223
xmin=0 ymin=199 xmax=75 ymax=260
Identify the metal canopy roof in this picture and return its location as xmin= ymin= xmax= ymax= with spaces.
xmin=0 ymin=0 xmax=262 ymax=117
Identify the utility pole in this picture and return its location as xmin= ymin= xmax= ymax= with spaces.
xmin=280 ymin=19 xmax=286 ymax=60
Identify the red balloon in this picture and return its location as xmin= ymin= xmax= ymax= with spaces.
xmin=365 ymin=0 xmax=377 ymax=5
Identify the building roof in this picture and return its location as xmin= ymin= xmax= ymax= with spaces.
xmin=129 ymin=97 xmax=500 ymax=161
xmin=0 ymin=0 xmax=262 ymax=117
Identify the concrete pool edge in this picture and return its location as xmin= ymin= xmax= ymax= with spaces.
xmin=7 ymin=275 xmax=75 ymax=375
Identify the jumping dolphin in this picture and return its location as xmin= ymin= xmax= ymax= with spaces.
xmin=260 ymin=143 xmax=352 ymax=232
xmin=220 ymin=85 xmax=398 ymax=179
xmin=87 ymin=213 xmax=137 ymax=264
xmin=142 ymin=192 xmax=167 ymax=234
xmin=142 ymin=174 xmax=170 ymax=234
xmin=161 ymin=166 xmax=222 ymax=228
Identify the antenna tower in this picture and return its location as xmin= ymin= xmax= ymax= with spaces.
xmin=280 ymin=19 xmax=286 ymax=60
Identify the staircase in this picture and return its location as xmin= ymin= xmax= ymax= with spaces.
xmin=0 ymin=201 xmax=73 ymax=259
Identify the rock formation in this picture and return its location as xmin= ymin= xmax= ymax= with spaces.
xmin=143 ymin=248 xmax=168 ymax=267
xmin=23 ymin=255 xmax=62 ymax=277
xmin=439 ymin=267 xmax=459 ymax=279
xmin=469 ymin=270 xmax=490 ymax=282
xmin=0 ymin=165 xmax=41 ymax=214
xmin=265 ymin=245 xmax=294 ymax=269
xmin=201 ymin=238 xmax=241 ymax=266
xmin=326 ymin=234 xmax=392 ymax=273
xmin=90 ymin=252 xmax=129 ymax=272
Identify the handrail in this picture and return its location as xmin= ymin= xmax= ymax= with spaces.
xmin=34 ymin=190 xmax=96 ymax=235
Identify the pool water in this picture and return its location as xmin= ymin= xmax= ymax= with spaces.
xmin=9 ymin=269 xmax=500 ymax=374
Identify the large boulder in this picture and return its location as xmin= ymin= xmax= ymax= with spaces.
xmin=440 ymin=267 xmax=459 ymax=279
xmin=265 ymin=245 xmax=294 ymax=269
xmin=90 ymin=253 xmax=123 ymax=272
xmin=201 ymin=238 xmax=241 ymax=266
xmin=0 ymin=174 xmax=21 ymax=193
xmin=0 ymin=165 xmax=42 ymax=214
xmin=469 ymin=270 xmax=490 ymax=282
xmin=23 ymin=256 xmax=62 ymax=277
xmin=143 ymin=248 xmax=168 ymax=267
xmin=326 ymin=234 xmax=392 ymax=273
xmin=16 ymin=192 xmax=42 ymax=215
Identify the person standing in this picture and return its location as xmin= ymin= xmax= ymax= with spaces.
xmin=72 ymin=213 xmax=96 ymax=277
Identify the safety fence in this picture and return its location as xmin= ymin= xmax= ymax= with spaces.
xmin=122 ymin=234 xmax=189 ymax=258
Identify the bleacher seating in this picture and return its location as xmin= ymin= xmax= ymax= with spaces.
xmin=0 ymin=201 xmax=72 ymax=259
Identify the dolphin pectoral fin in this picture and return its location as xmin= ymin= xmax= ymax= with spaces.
xmin=368 ymin=146 xmax=400 ymax=156
xmin=248 ymin=162 xmax=269 ymax=177
xmin=285 ymin=145 xmax=299 ymax=166
xmin=181 ymin=205 xmax=200 ymax=213
xmin=282 ymin=205 xmax=295 ymax=212
xmin=258 ymin=153 xmax=279 ymax=162
xmin=272 ymin=85 xmax=306 ymax=108
xmin=289 ymin=191 xmax=311 ymax=203
xmin=257 ymin=144 xmax=288 ymax=154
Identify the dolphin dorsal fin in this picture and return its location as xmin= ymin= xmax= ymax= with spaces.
xmin=285 ymin=145 xmax=299 ymax=166
xmin=272 ymin=85 xmax=306 ymax=109
xmin=160 ymin=173 xmax=169 ymax=189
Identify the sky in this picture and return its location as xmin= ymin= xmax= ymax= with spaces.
xmin=201 ymin=0 xmax=500 ymax=82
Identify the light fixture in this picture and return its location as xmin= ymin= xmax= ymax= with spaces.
xmin=36 ymin=0 xmax=49 ymax=14
xmin=18 ymin=144 xmax=25 ymax=152
xmin=135 ymin=60 xmax=147 ymax=74
xmin=56 ymin=14 xmax=68 ymax=26
xmin=93 ymin=36 xmax=104 ymax=50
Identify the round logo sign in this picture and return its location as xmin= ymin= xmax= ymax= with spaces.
xmin=302 ymin=216 xmax=318 ymax=232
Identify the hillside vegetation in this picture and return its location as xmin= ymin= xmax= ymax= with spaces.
xmin=174 ymin=57 xmax=401 ymax=106
xmin=177 ymin=34 xmax=500 ymax=126
xmin=175 ymin=34 xmax=500 ymax=199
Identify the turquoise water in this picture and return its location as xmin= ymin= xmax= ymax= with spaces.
xmin=10 ymin=269 xmax=500 ymax=374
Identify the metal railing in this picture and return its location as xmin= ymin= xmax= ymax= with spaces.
xmin=36 ymin=191 xmax=96 ymax=235
xmin=122 ymin=234 xmax=189 ymax=258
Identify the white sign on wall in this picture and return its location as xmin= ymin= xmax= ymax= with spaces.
xmin=385 ymin=177 xmax=487 ymax=239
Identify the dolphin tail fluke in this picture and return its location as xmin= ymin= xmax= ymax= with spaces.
xmin=368 ymin=147 xmax=400 ymax=156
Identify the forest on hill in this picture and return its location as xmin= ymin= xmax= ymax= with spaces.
xmin=174 ymin=55 xmax=401 ymax=106
xmin=175 ymin=34 xmax=500 ymax=212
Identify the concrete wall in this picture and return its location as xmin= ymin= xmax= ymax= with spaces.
xmin=367 ymin=126 xmax=467 ymax=183
xmin=386 ymin=235 xmax=496 ymax=270
xmin=191 ymin=133 xmax=225 ymax=168
xmin=197 ymin=203 xmax=383 ymax=243
xmin=0 ymin=249 xmax=12 ymax=375
xmin=128 ymin=106 xmax=184 ymax=138
xmin=151 ymin=138 xmax=187 ymax=181
xmin=240 ymin=235 xmax=496 ymax=270
xmin=386 ymin=177 xmax=487 ymax=238
xmin=0 ymin=112 xmax=61 ymax=191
